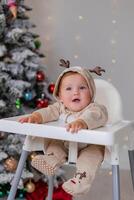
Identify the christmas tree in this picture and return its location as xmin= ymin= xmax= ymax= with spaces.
xmin=0 ymin=0 xmax=54 ymax=119
xmin=0 ymin=1 xmax=65 ymax=199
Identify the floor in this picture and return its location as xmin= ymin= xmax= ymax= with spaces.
xmin=2 ymin=168 xmax=133 ymax=200
xmin=64 ymin=166 xmax=134 ymax=200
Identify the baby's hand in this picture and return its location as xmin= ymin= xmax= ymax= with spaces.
xmin=65 ymin=119 xmax=88 ymax=133
xmin=18 ymin=113 xmax=42 ymax=124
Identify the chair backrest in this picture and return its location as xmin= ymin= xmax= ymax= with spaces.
xmin=68 ymin=79 xmax=123 ymax=164
xmin=94 ymin=79 xmax=123 ymax=124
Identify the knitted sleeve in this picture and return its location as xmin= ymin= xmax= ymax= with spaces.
xmin=78 ymin=103 xmax=108 ymax=130
xmin=32 ymin=102 xmax=61 ymax=123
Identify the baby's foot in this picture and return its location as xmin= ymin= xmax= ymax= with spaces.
xmin=31 ymin=154 xmax=66 ymax=176
xmin=62 ymin=171 xmax=91 ymax=196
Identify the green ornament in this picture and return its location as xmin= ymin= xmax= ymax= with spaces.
xmin=19 ymin=193 xmax=24 ymax=198
xmin=34 ymin=40 xmax=41 ymax=49
xmin=0 ymin=185 xmax=6 ymax=197
xmin=17 ymin=189 xmax=26 ymax=199
xmin=0 ymin=191 xmax=5 ymax=197
xmin=0 ymin=186 xmax=6 ymax=197
xmin=15 ymin=98 xmax=21 ymax=109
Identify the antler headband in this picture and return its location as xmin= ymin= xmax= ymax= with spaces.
xmin=59 ymin=59 xmax=105 ymax=76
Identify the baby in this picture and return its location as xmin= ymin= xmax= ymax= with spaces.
xmin=19 ymin=61 xmax=108 ymax=196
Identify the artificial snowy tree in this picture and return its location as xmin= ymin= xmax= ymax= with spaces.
xmin=0 ymin=0 xmax=53 ymax=119
xmin=0 ymin=1 xmax=67 ymax=199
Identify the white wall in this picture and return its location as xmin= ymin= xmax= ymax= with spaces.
xmin=26 ymin=0 xmax=134 ymax=121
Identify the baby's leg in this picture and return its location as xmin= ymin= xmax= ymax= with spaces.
xmin=31 ymin=139 xmax=67 ymax=176
xmin=62 ymin=144 xmax=104 ymax=196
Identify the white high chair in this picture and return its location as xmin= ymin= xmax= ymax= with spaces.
xmin=0 ymin=79 xmax=133 ymax=200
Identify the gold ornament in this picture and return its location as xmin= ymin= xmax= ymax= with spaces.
xmin=25 ymin=180 xmax=35 ymax=193
xmin=29 ymin=152 xmax=38 ymax=161
xmin=4 ymin=157 xmax=18 ymax=172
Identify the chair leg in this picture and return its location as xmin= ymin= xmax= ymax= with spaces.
xmin=7 ymin=150 xmax=29 ymax=200
xmin=112 ymin=165 xmax=120 ymax=200
xmin=45 ymin=176 xmax=54 ymax=200
xmin=128 ymin=150 xmax=134 ymax=189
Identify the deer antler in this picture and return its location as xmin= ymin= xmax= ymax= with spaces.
xmin=59 ymin=59 xmax=70 ymax=68
xmin=89 ymin=66 xmax=105 ymax=76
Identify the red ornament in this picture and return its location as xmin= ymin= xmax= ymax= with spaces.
xmin=36 ymin=98 xmax=48 ymax=108
xmin=26 ymin=180 xmax=47 ymax=200
xmin=48 ymin=83 xmax=55 ymax=94
xmin=36 ymin=71 xmax=45 ymax=82
xmin=26 ymin=180 xmax=72 ymax=200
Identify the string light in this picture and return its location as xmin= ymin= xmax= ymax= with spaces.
xmin=112 ymin=19 xmax=117 ymax=24
xmin=112 ymin=59 xmax=116 ymax=64
xmin=78 ymin=15 xmax=84 ymax=20
xmin=111 ymin=0 xmax=118 ymax=65
xmin=75 ymin=35 xmax=81 ymax=41
xmin=123 ymin=136 xmax=129 ymax=141
xmin=47 ymin=16 xmax=53 ymax=20
xmin=74 ymin=54 xmax=79 ymax=59
xmin=111 ymin=39 xmax=116 ymax=45
xmin=109 ymin=171 xmax=112 ymax=175
xmin=74 ymin=17 xmax=83 ymax=60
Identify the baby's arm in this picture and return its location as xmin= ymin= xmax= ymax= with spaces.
xmin=78 ymin=103 xmax=108 ymax=130
xmin=66 ymin=119 xmax=88 ymax=133
xmin=19 ymin=102 xmax=61 ymax=124
xmin=19 ymin=112 xmax=43 ymax=124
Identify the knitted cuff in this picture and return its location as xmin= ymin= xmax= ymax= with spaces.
xmin=32 ymin=112 xmax=43 ymax=124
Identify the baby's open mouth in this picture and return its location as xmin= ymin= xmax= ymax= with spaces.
xmin=72 ymin=98 xmax=80 ymax=102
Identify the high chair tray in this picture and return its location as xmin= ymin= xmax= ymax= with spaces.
xmin=0 ymin=115 xmax=133 ymax=146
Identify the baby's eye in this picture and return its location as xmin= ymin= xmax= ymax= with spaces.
xmin=80 ymin=86 xmax=86 ymax=90
xmin=66 ymin=87 xmax=72 ymax=91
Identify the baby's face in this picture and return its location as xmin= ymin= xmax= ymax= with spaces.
xmin=58 ymin=73 xmax=91 ymax=112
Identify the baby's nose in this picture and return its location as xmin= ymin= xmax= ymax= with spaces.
xmin=73 ymin=88 xmax=79 ymax=94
